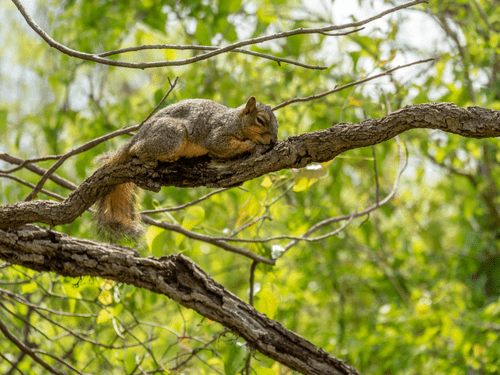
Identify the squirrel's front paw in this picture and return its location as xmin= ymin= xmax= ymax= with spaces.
xmin=245 ymin=139 xmax=257 ymax=150
xmin=252 ymin=143 xmax=275 ymax=156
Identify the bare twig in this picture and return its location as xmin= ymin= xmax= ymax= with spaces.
xmin=229 ymin=215 xmax=272 ymax=237
xmin=272 ymin=58 xmax=435 ymax=110
xmin=137 ymin=77 xmax=178 ymax=129
xmin=11 ymin=0 xmax=427 ymax=70
xmin=23 ymin=80 xmax=178 ymax=202
xmin=23 ymin=124 xmax=141 ymax=201
xmin=319 ymin=27 xmax=365 ymax=36
xmin=0 ymin=153 xmax=77 ymax=191
xmin=0 ymin=313 xmax=66 ymax=375
xmin=0 ymin=155 xmax=62 ymax=173
xmin=140 ymin=216 xmax=275 ymax=265
xmin=0 ymin=173 xmax=65 ymax=201
xmin=140 ymin=187 xmax=231 ymax=214
xmin=0 ymin=288 xmax=97 ymax=318
xmin=248 ymin=261 xmax=258 ymax=306
xmin=169 ymin=333 xmax=225 ymax=373
xmin=98 ymin=45 xmax=328 ymax=71
xmin=30 ymin=349 xmax=88 ymax=375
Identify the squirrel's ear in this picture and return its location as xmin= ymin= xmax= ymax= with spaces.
xmin=243 ymin=96 xmax=257 ymax=114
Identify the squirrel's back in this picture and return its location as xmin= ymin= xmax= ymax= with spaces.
xmin=94 ymin=97 xmax=278 ymax=241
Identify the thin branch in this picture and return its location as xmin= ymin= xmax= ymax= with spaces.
xmin=319 ymin=27 xmax=365 ymax=36
xmin=137 ymin=77 xmax=178 ymax=129
xmin=1 ymin=351 xmax=25 ymax=375
xmin=23 ymin=80 xmax=178 ymax=202
xmin=248 ymin=261 xmax=258 ymax=306
xmin=0 ymin=288 xmax=97 ymax=318
xmin=0 ymin=313 xmax=66 ymax=375
xmin=0 ymin=173 xmax=65 ymax=201
xmin=0 ymin=155 xmax=62 ymax=173
xmin=140 ymin=188 xmax=231 ymax=214
xmin=1 ymin=103 xmax=499 ymax=233
xmin=98 ymin=44 xmax=328 ymax=71
xmin=0 ymin=303 xmax=52 ymax=342
xmin=11 ymin=0 xmax=427 ymax=70
xmin=141 ymin=216 xmax=275 ymax=265
xmin=30 ymin=349 xmax=88 ymax=375
xmin=169 ymin=333 xmax=225 ymax=373
xmin=283 ymin=206 xmax=359 ymax=252
xmin=33 ymin=307 xmax=153 ymax=350
xmin=229 ymin=215 xmax=272 ymax=238
xmin=272 ymin=58 xmax=436 ymax=110
xmin=0 ymin=153 xmax=77 ymax=191
xmin=23 ymin=124 xmax=141 ymax=201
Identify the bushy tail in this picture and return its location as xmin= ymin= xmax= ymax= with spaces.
xmin=94 ymin=148 xmax=143 ymax=241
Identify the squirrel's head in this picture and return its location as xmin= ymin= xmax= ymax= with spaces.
xmin=240 ymin=96 xmax=279 ymax=146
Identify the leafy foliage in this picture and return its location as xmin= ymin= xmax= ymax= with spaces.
xmin=1 ymin=0 xmax=500 ymax=374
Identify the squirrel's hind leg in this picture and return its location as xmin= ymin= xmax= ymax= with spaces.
xmin=128 ymin=123 xmax=187 ymax=162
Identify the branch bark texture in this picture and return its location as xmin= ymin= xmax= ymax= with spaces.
xmin=1 ymin=103 xmax=499 ymax=230
xmin=0 ymin=225 xmax=359 ymax=375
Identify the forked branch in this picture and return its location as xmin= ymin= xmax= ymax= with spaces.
xmin=0 ymin=103 xmax=499 ymax=237
xmin=0 ymin=225 xmax=360 ymax=375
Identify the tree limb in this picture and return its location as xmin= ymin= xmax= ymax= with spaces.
xmin=0 ymin=225 xmax=359 ymax=375
xmin=0 ymin=103 xmax=498 ymax=232
xmin=10 ymin=0 xmax=427 ymax=70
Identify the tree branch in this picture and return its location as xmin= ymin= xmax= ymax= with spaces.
xmin=10 ymin=0 xmax=427 ymax=70
xmin=0 ymin=314 xmax=66 ymax=375
xmin=0 ymin=103 xmax=498 ymax=232
xmin=0 ymin=225 xmax=359 ymax=375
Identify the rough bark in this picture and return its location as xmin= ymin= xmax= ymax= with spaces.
xmin=1 ymin=103 xmax=499 ymax=230
xmin=0 ymin=225 xmax=359 ymax=375
xmin=1 ymin=102 xmax=500 ymax=374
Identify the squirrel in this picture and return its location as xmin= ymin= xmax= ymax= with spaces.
xmin=94 ymin=96 xmax=279 ymax=241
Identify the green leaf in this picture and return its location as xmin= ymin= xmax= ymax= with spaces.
xmin=224 ymin=342 xmax=249 ymax=375
xmin=236 ymin=195 xmax=262 ymax=227
xmin=96 ymin=307 xmax=113 ymax=324
xmin=293 ymin=177 xmax=318 ymax=192
xmin=21 ymin=282 xmax=38 ymax=294
xmin=98 ymin=290 xmax=113 ymax=305
xmin=195 ymin=21 xmax=211 ymax=45
xmin=254 ymin=286 xmax=278 ymax=319
xmin=124 ymin=352 xmax=136 ymax=374
xmin=182 ymin=206 xmax=205 ymax=230
xmin=146 ymin=226 xmax=167 ymax=257
xmin=0 ymin=109 xmax=7 ymax=134
xmin=287 ymin=34 xmax=304 ymax=57
xmin=154 ymin=89 xmax=164 ymax=105
xmin=218 ymin=0 xmax=242 ymax=14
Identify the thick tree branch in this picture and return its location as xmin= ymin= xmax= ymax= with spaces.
xmin=0 ymin=103 xmax=499 ymax=232
xmin=0 ymin=225 xmax=359 ymax=375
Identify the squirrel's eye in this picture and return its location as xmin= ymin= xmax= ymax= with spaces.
xmin=256 ymin=116 xmax=266 ymax=126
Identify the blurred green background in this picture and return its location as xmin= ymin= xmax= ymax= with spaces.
xmin=1 ymin=0 xmax=500 ymax=374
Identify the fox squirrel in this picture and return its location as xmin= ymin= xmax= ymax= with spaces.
xmin=95 ymin=96 xmax=278 ymax=240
